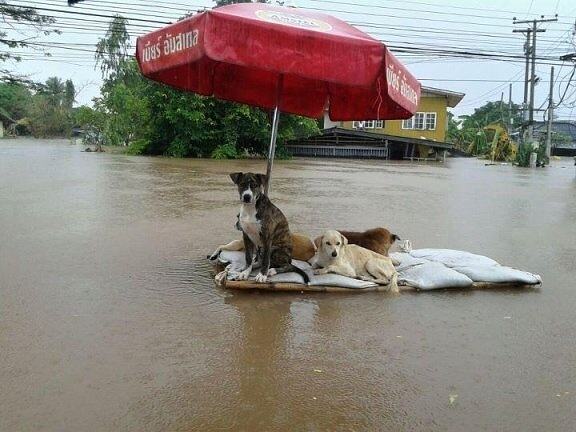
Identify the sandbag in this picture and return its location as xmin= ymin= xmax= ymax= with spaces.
xmin=452 ymin=265 xmax=542 ymax=285
xmin=397 ymin=261 xmax=473 ymax=290
xmin=411 ymin=249 xmax=499 ymax=268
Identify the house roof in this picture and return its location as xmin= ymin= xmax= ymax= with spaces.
xmin=421 ymin=86 xmax=465 ymax=108
xmin=533 ymin=120 xmax=576 ymax=139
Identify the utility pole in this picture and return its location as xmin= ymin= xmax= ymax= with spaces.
xmin=513 ymin=15 xmax=558 ymax=149
xmin=517 ymin=29 xmax=532 ymax=110
xmin=545 ymin=66 xmax=554 ymax=160
xmin=508 ymin=83 xmax=513 ymax=134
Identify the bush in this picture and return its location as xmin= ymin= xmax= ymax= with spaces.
xmin=273 ymin=142 xmax=292 ymax=160
xmin=164 ymin=137 xmax=200 ymax=157
xmin=211 ymin=143 xmax=239 ymax=159
xmin=126 ymin=139 xmax=150 ymax=155
xmin=516 ymin=143 xmax=532 ymax=167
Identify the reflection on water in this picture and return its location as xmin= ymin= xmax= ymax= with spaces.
xmin=1 ymin=139 xmax=576 ymax=431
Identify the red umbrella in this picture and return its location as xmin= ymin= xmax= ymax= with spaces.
xmin=136 ymin=3 xmax=420 ymax=193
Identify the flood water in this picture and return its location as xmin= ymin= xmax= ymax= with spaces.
xmin=1 ymin=138 xmax=575 ymax=431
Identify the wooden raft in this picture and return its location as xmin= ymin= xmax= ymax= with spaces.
xmin=216 ymin=278 xmax=537 ymax=293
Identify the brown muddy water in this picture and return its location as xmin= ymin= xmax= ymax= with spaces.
xmin=1 ymin=138 xmax=575 ymax=432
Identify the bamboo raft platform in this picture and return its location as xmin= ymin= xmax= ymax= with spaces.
xmin=213 ymin=266 xmax=538 ymax=293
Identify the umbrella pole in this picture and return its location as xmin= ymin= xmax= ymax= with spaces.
xmin=265 ymin=74 xmax=284 ymax=196
xmin=264 ymin=105 xmax=281 ymax=196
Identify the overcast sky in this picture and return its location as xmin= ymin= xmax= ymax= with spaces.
xmin=4 ymin=0 xmax=576 ymax=119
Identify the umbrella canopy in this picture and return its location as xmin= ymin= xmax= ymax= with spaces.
xmin=135 ymin=3 xmax=420 ymax=121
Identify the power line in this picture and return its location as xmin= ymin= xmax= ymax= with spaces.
xmin=8 ymin=3 xmax=171 ymax=26
xmin=306 ymin=0 xmax=576 ymax=21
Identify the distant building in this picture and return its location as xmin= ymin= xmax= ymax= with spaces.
xmin=533 ymin=120 xmax=576 ymax=156
xmin=288 ymin=86 xmax=465 ymax=160
xmin=338 ymin=86 xmax=465 ymax=143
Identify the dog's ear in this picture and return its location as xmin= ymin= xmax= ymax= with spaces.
xmin=340 ymin=232 xmax=349 ymax=245
xmin=229 ymin=172 xmax=243 ymax=184
xmin=255 ymin=173 xmax=268 ymax=188
xmin=313 ymin=235 xmax=322 ymax=250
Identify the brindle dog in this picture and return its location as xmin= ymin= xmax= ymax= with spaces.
xmin=228 ymin=172 xmax=309 ymax=283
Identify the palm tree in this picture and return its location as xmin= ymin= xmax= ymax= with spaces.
xmin=42 ymin=77 xmax=65 ymax=107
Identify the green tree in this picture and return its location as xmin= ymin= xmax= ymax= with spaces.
xmin=28 ymin=76 xmax=75 ymax=137
xmin=42 ymin=77 xmax=65 ymax=106
xmin=0 ymin=82 xmax=32 ymax=119
xmin=93 ymin=16 xmax=150 ymax=146
xmin=64 ymin=80 xmax=75 ymax=110
xmin=75 ymin=105 xmax=104 ymax=131
xmin=461 ymin=100 xmax=523 ymax=130
xmin=95 ymin=15 xmax=130 ymax=82
xmin=96 ymin=77 xmax=150 ymax=146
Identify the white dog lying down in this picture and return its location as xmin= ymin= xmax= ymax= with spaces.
xmin=310 ymin=230 xmax=399 ymax=293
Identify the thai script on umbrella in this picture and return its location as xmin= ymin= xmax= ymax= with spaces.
xmin=141 ymin=30 xmax=199 ymax=63
xmin=387 ymin=64 xmax=419 ymax=106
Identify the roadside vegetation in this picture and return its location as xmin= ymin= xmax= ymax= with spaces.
xmin=446 ymin=100 xmax=569 ymax=166
xmin=0 ymin=78 xmax=76 ymax=137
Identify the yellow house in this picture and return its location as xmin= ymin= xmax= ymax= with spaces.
xmin=333 ymin=86 xmax=465 ymax=143
xmin=288 ymin=86 xmax=465 ymax=160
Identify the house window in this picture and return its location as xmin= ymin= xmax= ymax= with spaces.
xmin=425 ymin=113 xmax=437 ymax=130
xmin=402 ymin=112 xmax=436 ymax=130
xmin=352 ymin=120 xmax=378 ymax=129
xmin=413 ymin=112 xmax=425 ymax=130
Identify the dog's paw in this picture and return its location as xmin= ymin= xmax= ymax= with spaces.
xmin=237 ymin=268 xmax=252 ymax=280
xmin=267 ymin=268 xmax=277 ymax=277
xmin=227 ymin=269 xmax=245 ymax=280
xmin=214 ymin=270 xmax=228 ymax=285
xmin=399 ymin=239 xmax=412 ymax=253
xmin=388 ymin=274 xmax=400 ymax=294
xmin=254 ymin=273 xmax=268 ymax=283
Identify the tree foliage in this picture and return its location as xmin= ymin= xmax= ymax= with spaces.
xmin=0 ymin=82 xmax=32 ymax=120
xmin=0 ymin=1 xmax=59 ymax=86
xmin=0 ymin=77 xmax=76 ymax=137
xmin=95 ymin=15 xmax=130 ymax=82
xmin=447 ymin=101 xmax=524 ymax=158
xmin=28 ymin=77 xmax=75 ymax=137
xmin=460 ymin=100 xmax=523 ymax=131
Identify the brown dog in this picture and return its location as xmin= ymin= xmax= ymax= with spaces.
xmin=315 ymin=227 xmax=399 ymax=257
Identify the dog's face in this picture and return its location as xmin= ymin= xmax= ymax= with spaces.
xmin=229 ymin=172 xmax=267 ymax=204
xmin=318 ymin=230 xmax=348 ymax=259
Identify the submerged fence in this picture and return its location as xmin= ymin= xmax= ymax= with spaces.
xmin=287 ymin=145 xmax=389 ymax=159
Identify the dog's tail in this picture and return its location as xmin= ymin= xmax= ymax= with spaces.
xmin=273 ymin=263 xmax=310 ymax=283
xmin=288 ymin=264 xmax=310 ymax=284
